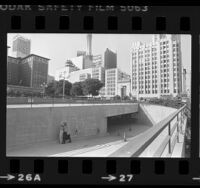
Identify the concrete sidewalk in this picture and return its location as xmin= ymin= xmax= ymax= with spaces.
xmin=7 ymin=134 xmax=120 ymax=157
xmin=7 ymin=124 xmax=150 ymax=157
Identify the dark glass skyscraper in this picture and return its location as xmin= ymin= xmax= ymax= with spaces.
xmin=104 ymin=48 xmax=117 ymax=69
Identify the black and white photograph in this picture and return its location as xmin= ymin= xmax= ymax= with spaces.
xmin=6 ymin=34 xmax=191 ymax=157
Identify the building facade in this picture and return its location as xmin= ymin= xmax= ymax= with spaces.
xmin=83 ymin=55 xmax=93 ymax=69
xmin=182 ymin=68 xmax=187 ymax=94
xmin=131 ymin=34 xmax=182 ymax=99
xmin=79 ymin=73 xmax=91 ymax=82
xmin=66 ymin=68 xmax=93 ymax=83
xmin=92 ymin=67 xmax=105 ymax=84
xmin=105 ymin=68 xmax=118 ymax=97
xmin=117 ymin=80 xmax=131 ymax=98
xmin=12 ymin=35 xmax=31 ymax=58
xmin=7 ymin=56 xmax=21 ymax=85
xmin=19 ymin=54 xmax=49 ymax=88
xmin=105 ymin=68 xmax=130 ymax=98
xmin=117 ymin=71 xmax=131 ymax=98
xmin=104 ymin=48 xmax=117 ymax=69
xmin=92 ymin=54 xmax=103 ymax=68
xmin=7 ymin=54 xmax=49 ymax=88
xmin=56 ymin=64 xmax=106 ymax=86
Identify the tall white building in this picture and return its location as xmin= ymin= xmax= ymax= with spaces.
xmin=12 ymin=35 xmax=31 ymax=58
xmin=131 ymin=34 xmax=182 ymax=99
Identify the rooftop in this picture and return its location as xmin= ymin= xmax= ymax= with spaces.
xmin=22 ymin=54 xmax=50 ymax=61
xmin=13 ymin=35 xmax=30 ymax=42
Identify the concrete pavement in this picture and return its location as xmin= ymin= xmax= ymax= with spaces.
xmin=7 ymin=124 xmax=150 ymax=157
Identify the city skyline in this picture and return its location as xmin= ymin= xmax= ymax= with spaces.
xmin=6 ymin=34 xmax=191 ymax=158
xmin=7 ymin=34 xmax=191 ymax=91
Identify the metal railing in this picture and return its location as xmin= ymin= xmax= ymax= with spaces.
xmin=133 ymin=104 xmax=187 ymax=157
xmin=109 ymin=104 xmax=188 ymax=157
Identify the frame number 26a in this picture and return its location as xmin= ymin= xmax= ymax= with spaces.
xmin=18 ymin=174 xmax=41 ymax=182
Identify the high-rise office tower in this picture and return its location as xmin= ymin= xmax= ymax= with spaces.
xmin=86 ymin=34 xmax=92 ymax=56
xmin=131 ymin=34 xmax=182 ymax=99
xmin=104 ymin=48 xmax=117 ymax=69
xmin=12 ymin=35 xmax=31 ymax=58
xmin=19 ymin=54 xmax=50 ymax=88
xmin=7 ymin=54 xmax=50 ymax=88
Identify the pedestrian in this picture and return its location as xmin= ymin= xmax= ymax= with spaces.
xmin=63 ymin=122 xmax=72 ymax=143
xmin=59 ymin=121 xmax=64 ymax=144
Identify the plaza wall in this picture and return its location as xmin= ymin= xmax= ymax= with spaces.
xmin=6 ymin=103 xmax=138 ymax=151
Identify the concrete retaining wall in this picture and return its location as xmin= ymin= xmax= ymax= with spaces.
xmin=141 ymin=104 xmax=177 ymax=124
xmin=7 ymin=103 xmax=138 ymax=151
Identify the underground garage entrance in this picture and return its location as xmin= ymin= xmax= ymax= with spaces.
xmin=107 ymin=112 xmax=152 ymax=139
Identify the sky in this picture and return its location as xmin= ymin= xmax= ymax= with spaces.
xmin=7 ymin=34 xmax=191 ymax=89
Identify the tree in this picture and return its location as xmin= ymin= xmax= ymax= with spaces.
xmin=56 ymin=80 xmax=72 ymax=96
xmin=82 ymin=78 xmax=103 ymax=96
xmin=13 ymin=90 xmax=22 ymax=97
xmin=113 ymin=95 xmax=121 ymax=100
xmin=123 ymin=96 xmax=130 ymax=100
xmin=70 ymin=82 xmax=83 ymax=96
xmin=7 ymin=88 xmax=15 ymax=97
xmin=46 ymin=81 xmax=57 ymax=97
xmin=23 ymin=91 xmax=32 ymax=97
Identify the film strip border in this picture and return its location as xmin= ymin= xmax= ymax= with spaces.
xmin=0 ymin=6 xmax=199 ymax=33
xmin=8 ymin=159 xmax=189 ymax=175
xmin=0 ymin=15 xmax=193 ymax=32
xmin=0 ymin=5 xmax=199 ymax=185
xmin=2 ymin=158 xmax=197 ymax=184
